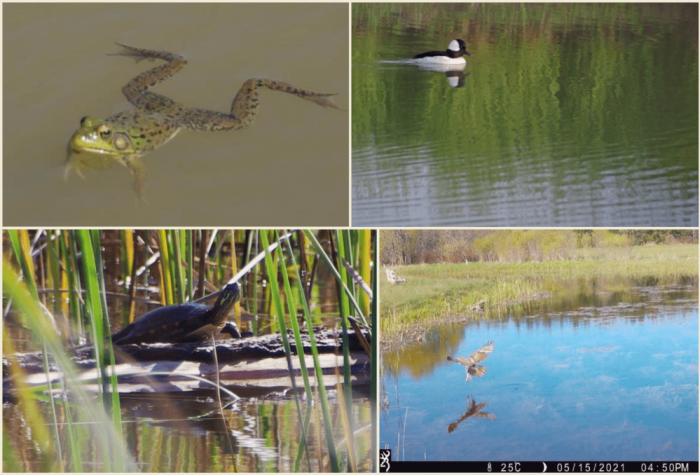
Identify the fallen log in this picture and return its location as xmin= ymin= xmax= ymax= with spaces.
xmin=3 ymin=328 xmax=371 ymax=397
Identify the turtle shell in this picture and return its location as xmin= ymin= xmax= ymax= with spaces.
xmin=111 ymin=282 xmax=240 ymax=345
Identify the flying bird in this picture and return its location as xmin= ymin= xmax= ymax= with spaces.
xmin=447 ymin=340 xmax=494 ymax=382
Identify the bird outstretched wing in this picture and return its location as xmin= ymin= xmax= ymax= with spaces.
xmin=461 ymin=340 xmax=494 ymax=367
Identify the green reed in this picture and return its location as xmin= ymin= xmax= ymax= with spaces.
xmin=4 ymin=229 xmax=375 ymax=472
xmin=4 ymin=235 xmax=132 ymax=471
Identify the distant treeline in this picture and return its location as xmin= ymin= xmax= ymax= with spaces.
xmin=381 ymin=230 xmax=698 ymax=266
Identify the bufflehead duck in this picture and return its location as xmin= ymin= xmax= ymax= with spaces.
xmin=412 ymin=39 xmax=471 ymax=64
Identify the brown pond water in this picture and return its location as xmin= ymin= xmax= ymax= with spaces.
xmin=3 ymin=3 xmax=349 ymax=227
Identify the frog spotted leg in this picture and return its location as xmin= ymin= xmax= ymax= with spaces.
xmin=109 ymin=44 xmax=343 ymax=131
xmin=177 ymin=78 xmax=345 ymax=132
xmin=110 ymin=43 xmax=186 ymax=111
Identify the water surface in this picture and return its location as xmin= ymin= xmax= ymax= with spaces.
xmin=4 ymin=3 xmax=349 ymax=227
xmin=4 ymin=390 xmax=372 ymax=472
xmin=380 ymin=280 xmax=698 ymax=461
xmin=353 ymin=4 xmax=698 ymax=226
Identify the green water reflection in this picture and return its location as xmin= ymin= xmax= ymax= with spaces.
xmin=4 ymin=392 xmax=373 ymax=472
xmin=353 ymin=3 xmax=698 ymax=226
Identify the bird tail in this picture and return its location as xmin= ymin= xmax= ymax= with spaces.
xmin=464 ymin=368 xmax=472 ymax=382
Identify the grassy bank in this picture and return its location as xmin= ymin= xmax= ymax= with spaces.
xmin=380 ymin=244 xmax=698 ymax=346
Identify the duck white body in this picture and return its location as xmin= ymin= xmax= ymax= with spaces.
xmin=412 ymin=39 xmax=471 ymax=65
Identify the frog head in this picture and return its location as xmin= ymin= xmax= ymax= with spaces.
xmin=68 ymin=116 xmax=137 ymax=157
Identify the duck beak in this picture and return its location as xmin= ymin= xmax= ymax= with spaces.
xmin=465 ymin=50 xmax=472 ymax=57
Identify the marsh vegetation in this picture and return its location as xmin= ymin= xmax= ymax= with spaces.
xmin=380 ymin=230 xmax=697 ymax=347
xmin=4 ymin=229 xmax=376 ymax=472
xmin=379 ymin=230 xmax=697 ymax=461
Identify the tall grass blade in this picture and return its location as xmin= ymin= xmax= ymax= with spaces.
xmin=334 ymin=231 xmax=354 ymax=432
xmin=171 ymin=230 xmax=186 ymax=303
xmin=358 ymin=230 xmax=373 ymax=315
xmin=75 ymin=230 xmax=115 ymax=470
xmin=276 ymin=231 xmax=316 ymax=468
xmin=302 ymin=230 xmax=367 ymax=326
xmin=260 ymin=231 xmax=314 ymax=472
xmin=186 ymin=230 xmax=194 ymax=301
xmin=7 ymin=230 xmax=38 ymax=298
xmin=158 ymin=229 xmax=174 ymax=305
xmin=4 ymin=259 xmax=135 ymax=470
xmin=336 ymin=382 xmax=357 ymax=472
xmin=371 ymin=230 xmax=378 ymax=471
xmin=3 ymin=331 xmax=57 ymax=471
xmin=281 ymin=231 xmax=344 ymax=472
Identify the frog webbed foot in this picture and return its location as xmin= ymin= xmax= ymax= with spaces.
xmin=109 ymin=43 xmax=158 ymax=63
xmin=63 ymin=163 xmax=85 ymax=181
xmin=308 ymin=94 xmax=345 ymax=111
xmin=64 ymin=144 xmax=84 ymax=181
xmin=109 ymin=43 xmax=186 ymax=72
xmin=63 ymin=156 xmax=86 ymax=181
xmin=123 ymin=156 xmax=149 ymax=204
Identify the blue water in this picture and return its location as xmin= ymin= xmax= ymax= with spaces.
xmin=381 ymin=286 xmax=698 ymax=461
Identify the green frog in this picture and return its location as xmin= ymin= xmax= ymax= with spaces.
xmin=66 ymin=43 xmax=343 ymax=200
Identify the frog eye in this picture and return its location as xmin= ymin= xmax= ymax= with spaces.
xmin=113 ymin=133 xmax=131 ymax=151
xmin=97 ymin=125 xmax=112 ymax=139
xmin=80 ymin=116 xmax=88 ymax=127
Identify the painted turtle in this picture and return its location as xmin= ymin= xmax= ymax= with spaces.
xmin=111 ymin=282 xmax=241 ymax=345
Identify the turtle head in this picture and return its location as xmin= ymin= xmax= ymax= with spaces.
xmin=215 ymin=282 xmax=241 ymax=313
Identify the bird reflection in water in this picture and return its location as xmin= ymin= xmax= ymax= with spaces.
xmin=447 ymin=396 xmax=496 ymax=433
